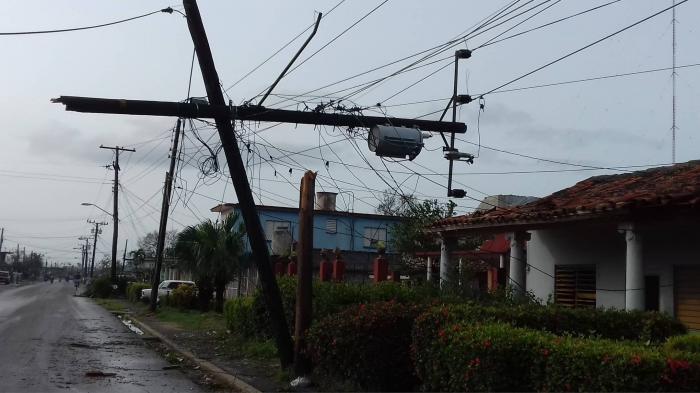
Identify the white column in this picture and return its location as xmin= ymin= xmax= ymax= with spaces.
xmin=440 ymin=236 xmax=455 ymax=287
xmin=426 ymin=256 xmax=432 ymax=282
xmin=624 ymin=228 xmax=645 ymax=310
xmin=509 ymin=232 xmax=527 ymax=295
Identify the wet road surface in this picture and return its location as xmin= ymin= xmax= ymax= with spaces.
xmin=0 ymin=281 xmax=204 ymax=392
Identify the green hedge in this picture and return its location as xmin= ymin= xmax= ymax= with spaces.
xmin=126 ymin=282 xmax=151 ymax=303
xmin=413 ymin=319 xmax=700 ymax=392
xmin=417 ymin=303 xmax=686 ymax=343
xmin=665 ymin=334 xmax=700 ymax=355
xmin=413 ymin=312 xmax=700 ymax=393
xmin=169 ymin=284 xmax=197 ymax=310
xmin=306 ymin=301 xmax=424 ymax=392
xmin=230 ymin=277 xmax=438 ymax=339
xmin=86 ymin=276 xmax=113 ymax=298
xmin=224 ymin=297 xmax=256 ymax=338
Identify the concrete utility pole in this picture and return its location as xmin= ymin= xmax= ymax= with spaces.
xmin=0 ymin=227 xmax=4 ymax=252
xmin=87 ymin=220 xmax=107 ymax=278
xmin=51 ymin=0 xmax=466 ymax=369
xmin=100 ymin=145 xmax=135 ymax=284
xmin=294 ymin=171 xmax=315 ymax=376
xmin=122 ymin=239 xmax=128 ymax=274
xmin=150 ymin=118 xmax=182 ymax=312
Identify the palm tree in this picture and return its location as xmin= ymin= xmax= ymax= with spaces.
xmin=174 ymin=213 xmax=245 ymax=312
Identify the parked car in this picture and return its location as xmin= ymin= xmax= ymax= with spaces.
xmin=140 ymin=280 xmax=195 ymax=302
xmin=0 ymin=271 xmax=10 ymax=284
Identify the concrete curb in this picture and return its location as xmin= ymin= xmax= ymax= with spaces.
xmin=124 ymin=313 xmax=262 ymax=393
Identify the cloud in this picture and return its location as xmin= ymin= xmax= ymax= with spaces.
xmin=476 ymin=101 xmax=534 ymax=127
xmin=26 ymin=119 xmax=175 ymax=167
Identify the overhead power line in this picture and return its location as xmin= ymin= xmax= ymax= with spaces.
xmin=0 ymin=7 xmax=176 ymax=36
xmin=482 ymin=0 xmax=689 ymax=96
xmin=252 ymin=0 xmax=390 ymax=101
xmin=224 ymin=0 xmax=347 ymax=92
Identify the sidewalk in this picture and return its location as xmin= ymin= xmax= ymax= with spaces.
xmin=98 ymin=299 xmax=286 ymax=392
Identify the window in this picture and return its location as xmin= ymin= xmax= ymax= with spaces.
xmin=265 ymin=220 xmax=291 ymax=241
xmin=363 ymin=227 xmax=387 ymax=248
xmin=554 ymin=264 xmax=596 ymax=308
xmin=326 ymin=219 xmax=337 ymax=234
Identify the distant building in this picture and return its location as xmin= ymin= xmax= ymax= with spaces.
xmin=211 ymin=192 xmax=403 ymax=289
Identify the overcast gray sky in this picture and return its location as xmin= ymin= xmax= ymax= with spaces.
xmin=1 ymin=0 xmax=698 ymax=265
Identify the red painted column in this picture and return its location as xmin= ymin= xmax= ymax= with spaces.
xmin=319 ymin=250 xmax=332 ymax=282
xmin=287 ymin=259 xmax=297 ymax=276
xmin=332 ymin=249 xmax=345 ymax=282
xmin=373 ymin=250 xmax=388 ymax=283
xmin=274 ymin=259 xmax=286 ymax=277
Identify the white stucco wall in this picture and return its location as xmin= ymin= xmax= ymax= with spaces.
xmin=525 ymin=222 xmax=700 ymax=315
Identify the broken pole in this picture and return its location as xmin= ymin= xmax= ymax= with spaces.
xmin=182 ymin=0 xmax=293 ymax=367
xmin=150 ymin=118 xmax=182 ymax=312
xmin=294 ymin=171 xmax=316 ymax=376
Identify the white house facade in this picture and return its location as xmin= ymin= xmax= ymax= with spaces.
xmin=432 ymin=161 xmax=700 ymax=330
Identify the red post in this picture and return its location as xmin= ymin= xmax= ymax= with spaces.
xmin=319 ymin=250 xmax=331 ymax=282
xmin=287 ymin=259 xmax=297 ymax=276
xmin=274 ymin=257 xmax=286 ymax=277
xmin=332 ymin=250 xmax=345 ymax=282
xmin=373 ymin=250 xmax=388 ymax=283
xmin=390 ymin=270 xmax=400 ymax=282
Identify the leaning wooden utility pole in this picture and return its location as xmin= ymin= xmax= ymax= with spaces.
xmin=100 ymin=145 xmax=135 ymax=283
xmin=52 ymin=1 xmax=466 ymax=369
xmin=294 ymin=171 xmax=316 ymax=376
xmin=150 ymin=119 xmax=182 ymax=312
xmin=181 ymin=0 xmax=294 ymax=367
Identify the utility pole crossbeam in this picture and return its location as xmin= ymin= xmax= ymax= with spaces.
xmin=100 ymin=145 xmax=135 ymax=284
xmin=51 ymin=96 xmax=467 ymax=134
xmin=150 ymin=119 xmax=182 ymax=312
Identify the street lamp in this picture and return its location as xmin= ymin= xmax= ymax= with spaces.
xmin=81 ymin=202 xmax=113 ymax=218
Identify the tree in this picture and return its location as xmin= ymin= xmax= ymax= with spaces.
xmin=377 ymin=192 xmax=477 ymax=278
xmin=137 ymin=230 xmax=179 ymax=258
xmin=174 ymin=213 xmax=245 ymax=312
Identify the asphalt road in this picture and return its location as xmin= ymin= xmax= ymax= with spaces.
xmin=0 ymin=281 xmax=205 ymax=393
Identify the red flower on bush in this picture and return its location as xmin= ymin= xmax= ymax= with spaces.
xmin=468 ymin=357 xmax=481 ymax=367
xmin=601 ymin=354 xmax=611 ymax=364
xmin=359 ymin=304 xmax=366 ymax=312
xmin=438 ymin=329 xmax=446 ymax=339
xmin=630 ymin=355 xmax=642 ymax=366
xmin=483 ymin=339 xmax=492 ymax=349
xmin=541 ymin=348 xmax=550 ymax=357
xmin=667 ymin=358 xmax=690 ymax=372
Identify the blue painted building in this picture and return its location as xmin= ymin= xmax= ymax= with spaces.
xmin=210 ymin=192 xmax=403 ymax=283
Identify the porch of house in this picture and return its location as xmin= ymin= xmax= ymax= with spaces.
xmin=504 ymin=218 xmax=700 ymax=330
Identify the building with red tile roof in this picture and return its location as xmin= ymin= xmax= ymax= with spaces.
xmin=430 ymin=161 xmax=700 ymax=330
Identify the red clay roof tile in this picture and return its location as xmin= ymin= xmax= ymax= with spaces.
xmin=434 ymin=160 xmax=700 ymax=230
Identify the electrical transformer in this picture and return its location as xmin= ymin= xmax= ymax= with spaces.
xmin=367 ymin=125 xmax=424 ymax=161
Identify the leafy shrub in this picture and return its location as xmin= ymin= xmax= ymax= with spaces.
xmin=224 ymin=297 xmax=256 ymax=337
xmin=126 ymin=282 xmax=151 ymax=303
xmin=415 ymin=303 xmax=685 ymax=343
xmin=412 ymin=316 xmax=700 ymax=392
xmin=170 ymin=284 xmax=196 ymax=310
xmin=249 ymin=277 xmax=437 ymax=339
xmin=86 ymin=276 xmax=113 ymax=298
xmin=665 ymin=335 xmax=700 ymax=355
xmin=307 ymin=301 xmax=424 ymax=391
xmin=413 ymin=321 xmax=549 ymax=391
